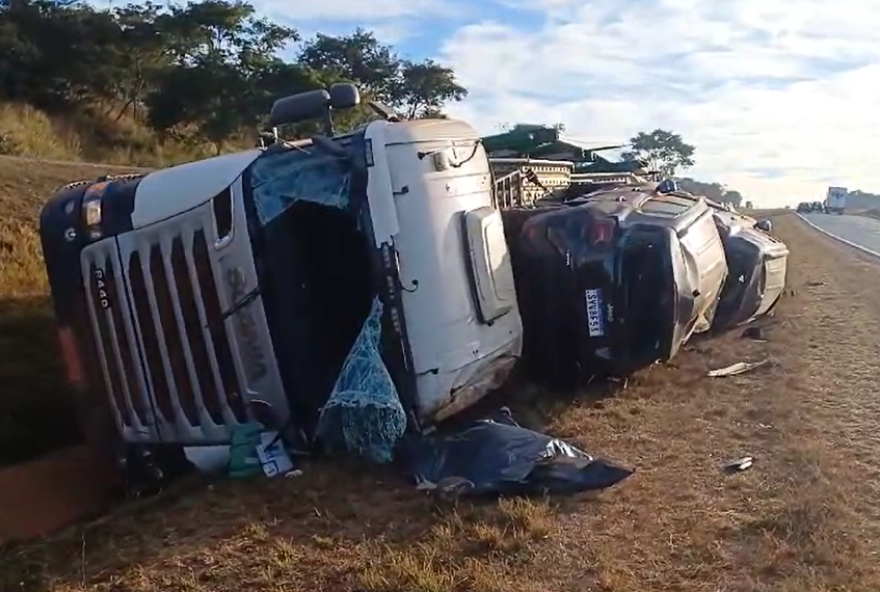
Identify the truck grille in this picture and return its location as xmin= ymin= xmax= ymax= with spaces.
xmin=82 ymin=218 xmax=247 ymax=444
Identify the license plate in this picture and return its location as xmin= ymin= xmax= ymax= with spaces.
xmin=584 ymin=288 xmax=605 ymax=337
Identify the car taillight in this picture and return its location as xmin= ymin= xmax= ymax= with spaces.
xmin=57 ymin=325 xmax=86 ymax=388
xmin=521 ymin=219 xmax=541 ymax=243
xmin=587 ymin=216 xmax=616 ymax=246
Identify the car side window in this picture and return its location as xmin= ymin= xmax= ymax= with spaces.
xmin=639 ymin=195 xmax=694 ymax=217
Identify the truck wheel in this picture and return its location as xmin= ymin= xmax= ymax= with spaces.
xmin=121 ymin=444 xmax=193 ymax=497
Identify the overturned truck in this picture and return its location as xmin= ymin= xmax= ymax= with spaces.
xmin=40 ymin=84 xmax=523 ymax=473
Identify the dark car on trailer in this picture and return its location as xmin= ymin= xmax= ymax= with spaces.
xmin=502 ymin=183 xmax=728 ymax=387
xmin=709 ymin=206 xmax=789 ymax=331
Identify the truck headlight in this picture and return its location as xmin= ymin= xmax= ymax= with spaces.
xmin=82 ymin=182 xmax=108 ymax=240
xmin=83 ymin=196 xmax=103 ymax=239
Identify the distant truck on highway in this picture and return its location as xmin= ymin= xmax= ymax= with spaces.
xmin=825 ymin=186 xmax=847 ymax=215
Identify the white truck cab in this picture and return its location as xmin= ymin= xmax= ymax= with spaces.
xmin=40 ymin=85 xmax=523 ymax=463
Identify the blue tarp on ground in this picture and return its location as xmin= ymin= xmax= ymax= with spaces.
xmin=399 ymin=408 xmax=633 ymax=497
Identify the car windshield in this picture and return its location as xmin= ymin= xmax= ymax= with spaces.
xmin=616 ymin=229 xmax=673 ymax=366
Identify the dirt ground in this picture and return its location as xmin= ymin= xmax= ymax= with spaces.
xmin=2 ymin=160 xmax=880 ymax=591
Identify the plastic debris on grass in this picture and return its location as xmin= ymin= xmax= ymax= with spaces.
xmin=227 ymin=421 xmax=297 ymax=478
xmin=708 ymin=359 xmax=770 ymax=377
xmin=399 ymin=408 xmax=633 ymax=498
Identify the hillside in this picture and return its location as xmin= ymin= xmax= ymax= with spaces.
xmin=0 ymin=1 xmax=466 ymax=169
xmin=0 ymin=1 xmax=750 ymax=206
xmin=0 ymin=102 xmax=224 ymax=168
xmin=0 ymin=156 xmax=145 ymax=464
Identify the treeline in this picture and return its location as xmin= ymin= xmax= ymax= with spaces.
xmin=838 ymin=189 xmax=880 ymax=211
xmin=0 ymin=0 xmax=467 ymax=157
xmin=676 ymin=178 xmax=743 ymax=207
xmin=0 ymin=0 xmax=748 ymax=205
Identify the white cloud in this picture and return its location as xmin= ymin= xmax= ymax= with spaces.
xmin=218 ymin=0 xmax=880 ymax=203
xmin=438 ymin=0 xmax=880 ymax=205
xmin=257 ymin=0 xmax=450 ymax=22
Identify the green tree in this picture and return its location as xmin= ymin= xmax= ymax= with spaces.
xmin=723 ymin=190 xmax=743 ymax=207
xmin=622 ymin=129 xmax=695 ymax=177
xmin=297 ymin=29 xmax=467 ymax=119
xmin=110 ymin=2 xmax=171 ymax=122
xmin=676 ymin=178 xmax=724 ymax=201
xmin=298 ymin=28 xmax=400 ymax=103
xmin=397 ymin=59 xmax=466 ymax=118
xmin=0 ymin=0 xmax=125 ymax=105
xmin=0 ymin=0 xmax=470 ymax=155
xmin=144 ymin=0 xmax=297 ymax=152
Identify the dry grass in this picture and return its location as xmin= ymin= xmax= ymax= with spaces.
xmin=0 ymin=102 xmax=239 ymax=168
xmin=0 ymin=468 xmax=560 ymax=592
xmin=0 ymin=158 xmax=145 ymax=463
xmin=0 ymin=217 xmax=47 ymax=297
xmin=2 ymin=156 xmax=880 ymax=591
xmin=0 ymin=211 xmax=68 ymax=461
xmin=0 ymin=104 xmax=82 ymax=161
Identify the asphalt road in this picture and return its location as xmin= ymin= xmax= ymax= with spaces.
xmin=801 ymin=212 xmax=880 ymax=254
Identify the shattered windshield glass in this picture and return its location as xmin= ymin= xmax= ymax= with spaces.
xmin=250 ymin=144 xmax=352 ymax=224
xmin=245 ymin=137 xmax=407 ymax=462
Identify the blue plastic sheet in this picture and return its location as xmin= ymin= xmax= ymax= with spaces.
xmin=316 ymin=298 xmax=406 ymax=463
xmin=399 ymin=409 xmax=633 ymax=497
xmin=250 ymin=147 xmax=351 ymax=225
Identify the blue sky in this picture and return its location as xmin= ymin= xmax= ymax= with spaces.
xmin=139 ymin=0 xmax=880 ymax=205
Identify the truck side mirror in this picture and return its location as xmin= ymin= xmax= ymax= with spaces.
xmin=268 ymin=83 xmax=361 ymax=128
xmin=269 ymin=90 xmax=332 ymax=127
xmin=328 ymin=83 xmax=360 ymax=109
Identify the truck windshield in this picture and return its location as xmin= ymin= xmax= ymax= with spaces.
xmin=244 ymin=137 xmax=376 ymax=432
xmin=250 ymin=143 xmax=352 ymax=224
